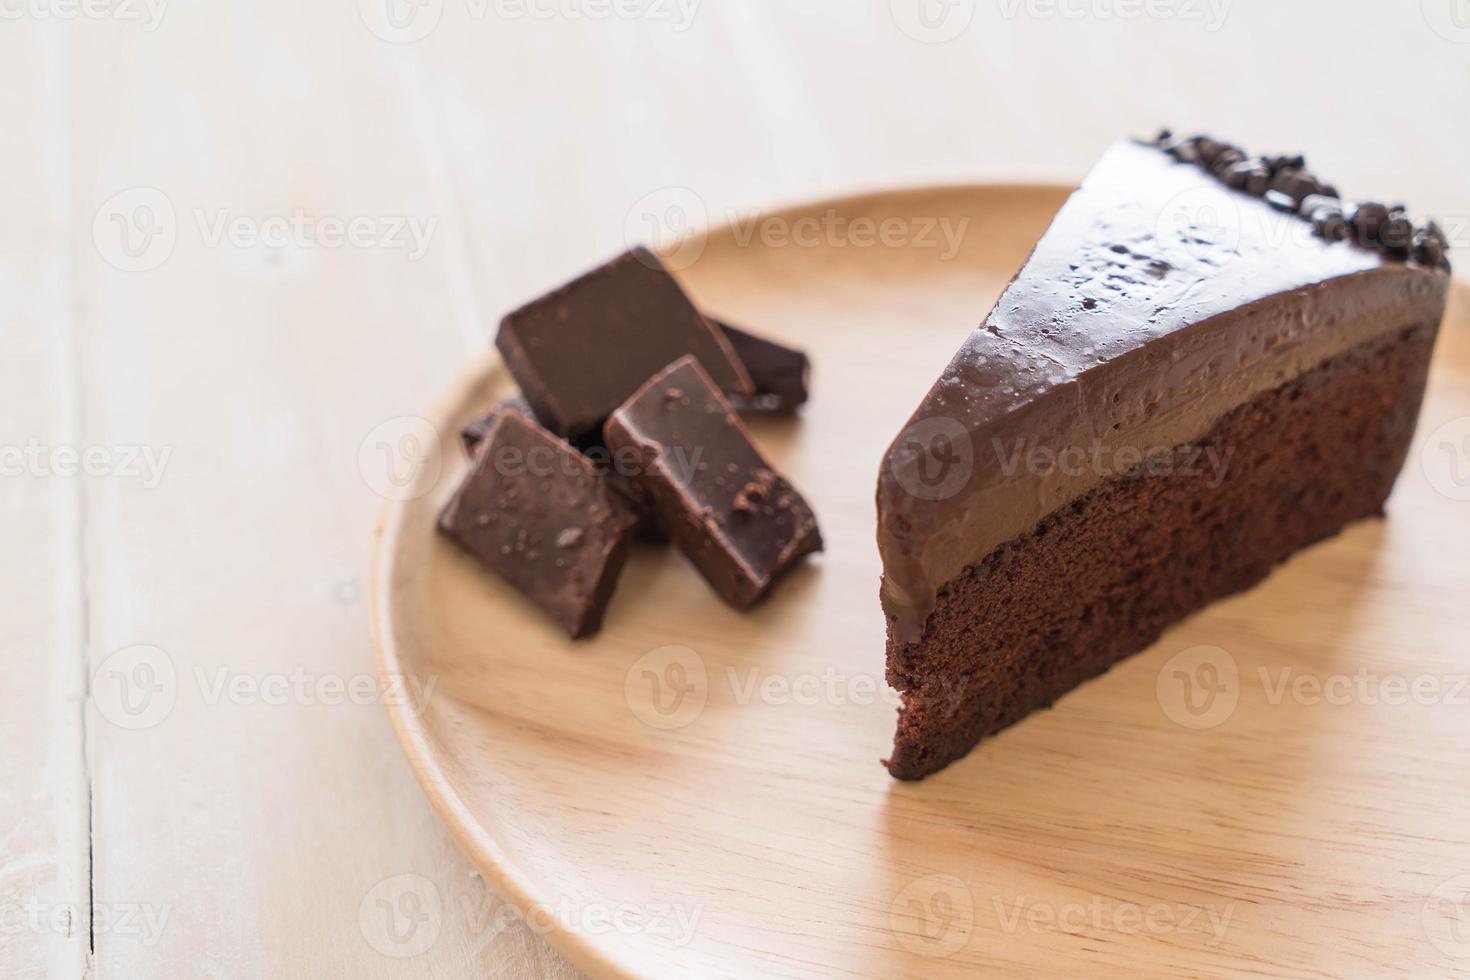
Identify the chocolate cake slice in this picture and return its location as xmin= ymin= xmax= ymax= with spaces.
xmin=878 ymin=134 xmax=1451 ymax=780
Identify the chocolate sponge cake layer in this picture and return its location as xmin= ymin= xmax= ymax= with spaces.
xmin=885 ymin=320 xmax=1438 ymax=779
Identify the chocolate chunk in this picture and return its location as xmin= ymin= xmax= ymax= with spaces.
xmin=1221 ymin=160 xmax=1253 ymax=191
xmin=1413 ymin=228 xmax=1447 ymax=268
xmin=1264 ymin=189 xmax=1296 ymax=213
xmin=1266 ymin=154 xmax=1306 ymax=173
xmin=1423 ymin=219 xmax=1448 ymax=248
xmin=604 ymin=356 xmax=822 ymax=608
xmin=1270 ymin=168 xmax=1320 ymax=202
xmin=1347 ymin=202 xmax=1390 ymax=245
xmin=1297 ymin=193 xmax=1341 ymax=218
xmin=464 ymin=397 xmax=664 ymax=540
xmin=579 ymin=440 xmax=666 ymax=541
xmin=1195 ymin=137 xmax=1227 ymax=166
xmin=1210 ymin=147 xmax=1246 ymax=175
xmin=1164 ymin=135 xmax=1201 ymax=164
xmin=439 ymin=412 xmax=637 ymax=638
xmin=1227 ymin=160 xmax=1271 ymax=196
xmin=460 ymin=394 xmax=535 ymax=455
xmin=1312 ymin=207 xmax=1349 ymax=242
xmin=1378 ymin=215 xmax=1415 ymax=255
xmin=495 ymin=247 xmax=754 ymax=442
xmin=710 ymin=319 xmax=811 ymax=412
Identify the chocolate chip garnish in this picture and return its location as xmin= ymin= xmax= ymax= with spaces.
xmin=1424 ymin=219 xmax=1449 ymax=248
xmin=1413 ymin=230 xmax=1447 ymax=268
xmin=1264 ymin=189 xmax=1296 ymax=212
xmin=1271 ymin=169 xmax=1320 ymax=202
xmin=1146 ymin=130 xmax=1449 ymax=271
xmin=1297 ymin=193 xmax=1341 ymax=218
xmin=1221 ymin=161 xmax=1252 ymax=190
xmin=1379 ymin=215 xmax=1415 ymax=254
xmin=1312 ymin=207 xmax=1349 ymax=242
xmin=1210 ymin=148 xmax=1246 ymax=175
xmin=1347 ymin=202 xmax=1390 ymax=245
xmin=1224 ymin=158 xmax=1270 ymax=195
xmin=1266 ymin=154 xmax=1306 ymax=173
xmin=1196 ymin=138 xmax=1226 ymax=166
xmin=1167 ymin=139 xmax=1201 ymax=165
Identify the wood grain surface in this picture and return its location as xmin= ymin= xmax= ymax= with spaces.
xmin=3 ymin=2 xmax=1468 ymax=977
xmin=376 ymin=185 xmax=1470 ymax=978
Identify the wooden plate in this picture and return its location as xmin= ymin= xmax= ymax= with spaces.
xmin=372 ymin=185 xmax=1470 ymax=978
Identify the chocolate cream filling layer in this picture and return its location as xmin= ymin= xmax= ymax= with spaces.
xmin=877 ymin=140 xmax=1449 ymax=644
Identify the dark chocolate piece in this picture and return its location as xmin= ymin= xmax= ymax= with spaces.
xmin=495 ymin=248 xmax=753 ymax=442
xmin=439 ymin=412 xmax=637 ymax=638
xmin=463 ymin=397 xmax=664 ymax=540
xmin=710 ymin=319 xmax=810 ymax=412
xmin=580 ymin=440 xmax=666 ymax=541
xmin=460 ymin=394 xmax=534 ymax=455
xmin=605 ymin=356 xmax=822 ymax=608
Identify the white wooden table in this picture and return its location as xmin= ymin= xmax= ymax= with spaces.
xmin=4 ymin=2 xmax=1466 ymax=976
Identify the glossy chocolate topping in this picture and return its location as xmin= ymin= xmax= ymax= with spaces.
xmin=877 ymin=139 xmax=1450 ymax=643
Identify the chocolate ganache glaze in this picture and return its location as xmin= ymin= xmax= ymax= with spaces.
xmin=877 ymin=136 xmax=1450 ymax=644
